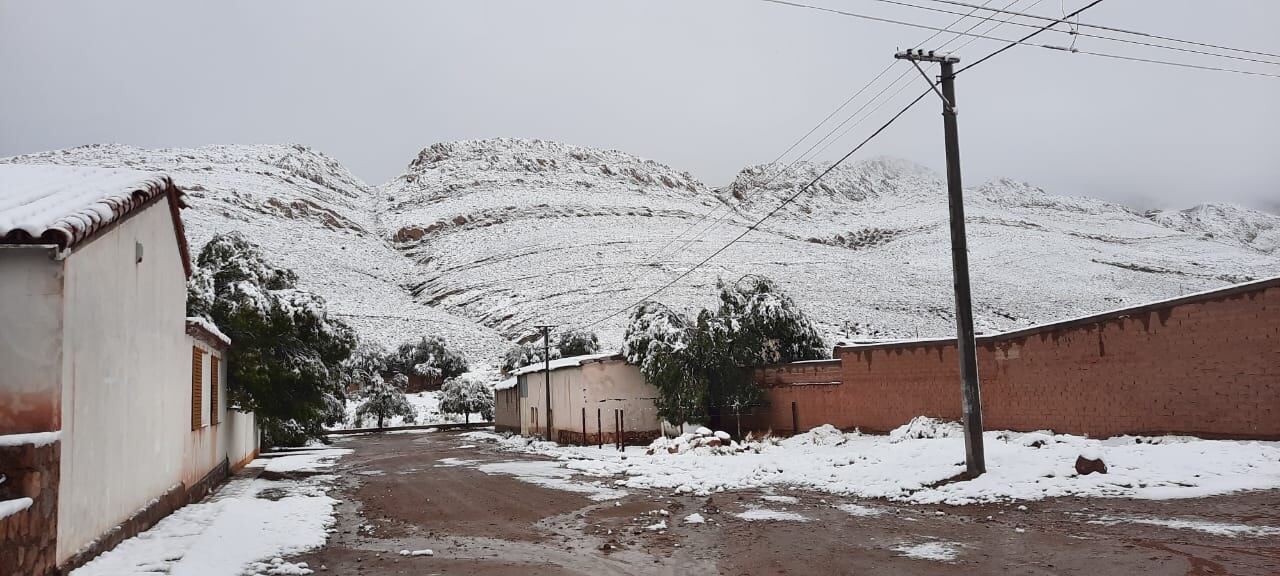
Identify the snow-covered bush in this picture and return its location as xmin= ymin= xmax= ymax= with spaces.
xmin=388 ymin=336 xmax=468 ymax=386
xmin=439 ymin=374 xmax=495 ymax=423
xmin=354 ymin=372 xmax=418 ymax=429
xmin=888 ymin=416 xmax=963 ymax=443
xmin=186 ymin=232 xmax=356 ymax=447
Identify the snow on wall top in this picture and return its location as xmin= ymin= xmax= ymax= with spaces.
xmin=186 ymin=316 xmax=232 ymax=348
xmin=0 ymin=164 xmax=176 ymax=249
xmin=508 ymin=352 xmax=621 ymax=377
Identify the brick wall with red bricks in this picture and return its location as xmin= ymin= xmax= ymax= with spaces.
xmin=755 ymin=278 xmax=1280 ymax=439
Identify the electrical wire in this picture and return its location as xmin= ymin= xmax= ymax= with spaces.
xmin=914 ymin=0 xmax=1280 ymax=60
xmin=572 ymin=0 xmax=1104 ymax=331
xmin=761 ymin=0 xmax=1280 ymax=79
xmin=865 ymin=0 xmax=1280 ymax=67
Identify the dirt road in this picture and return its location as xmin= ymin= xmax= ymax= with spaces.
xmin=293 ymin=430 xmax=1280 ymax=575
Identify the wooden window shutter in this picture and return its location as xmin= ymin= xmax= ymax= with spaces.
xmin=191 ymin=346 xmax=203 ymax=430
xmin=210 ymin=356 xmax=220 ymax=426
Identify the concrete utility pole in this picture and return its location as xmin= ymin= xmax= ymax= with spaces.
xmin=535 ymin=324 xmax=555 ymax=439
xmin=894 ymin=48 xmax=986 ymax=476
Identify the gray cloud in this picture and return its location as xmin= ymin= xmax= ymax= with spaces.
xmin=2 ymin=0 xmax=1277 ymax=211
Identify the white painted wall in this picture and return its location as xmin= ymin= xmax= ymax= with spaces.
xmin=55 ymin=201 xmax=192 ymax=563
xmin=517 ymin=359 xmax=660 ymax=440
xmin=0 ymin=246 xmax=63 ymax=435
xmin=222 ymin=410 xmax=259 ymax=469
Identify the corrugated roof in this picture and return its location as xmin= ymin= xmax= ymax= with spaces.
xmin=0 ymin=164 xmax=191 ymax=275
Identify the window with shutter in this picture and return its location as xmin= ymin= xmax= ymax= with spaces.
xmin=191 ymin=346 xmax=203 ymax=430
xmin=211 ymin=355 xmax=220 ymax=426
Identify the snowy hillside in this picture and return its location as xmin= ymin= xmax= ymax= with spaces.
xmin=6 ymin=140 xmax=1278 ymax=362
xmin=380 ymin=141 xmax=1280 ymax=348
xmin=0 ymin=144 xmax=511 ymax=357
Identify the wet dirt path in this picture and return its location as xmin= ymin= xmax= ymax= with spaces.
xmin=293 ymin=431 xmax=1280 ymax=575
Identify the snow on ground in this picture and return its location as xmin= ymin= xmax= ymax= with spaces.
xmin=462 ymin=419 xmax=1280 ymax=505
xmin=892 ymin=541 xmax=963 ymax=562
xmin=249 ymin=448 xmax=352 ymax=474
xmin=1087 ymin=515 xmax=1280 ymax=538
xmin=837 ymin=503 xmax=885 ymax=517
xmin=475 ymin=460 xmax=627 ymax=501
xmin=735 ymin=507 xmax=811 ymax=522
xmin=73 ymin=450 xmax=347 ymax=576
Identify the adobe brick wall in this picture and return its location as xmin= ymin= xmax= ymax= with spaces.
xmin=757 ymin=278 xmax=1280 ymax=439
xmin=0 ymin=440 xmax=59 ymax=576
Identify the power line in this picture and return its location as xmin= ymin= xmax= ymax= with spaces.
xmin=915 ymin=0 xmax=1280 ymax=60
xmin=651 ymin=0 xmax=1019 ymax=270
xmin=866 ymin=0 xmax=1280 ymax=67
xmin=578 ymin=88 xmax=935 ymax=331
xmin=575 ymin=0 xmax=1105 ymax=331
xmin=760 ymin=0 xmax=1280 ymax=79
xmin=635 ymin=0 xmax=1011 ymax=269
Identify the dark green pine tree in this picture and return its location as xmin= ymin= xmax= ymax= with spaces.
xmin=187 ymin=232 xmax=357 ymax=447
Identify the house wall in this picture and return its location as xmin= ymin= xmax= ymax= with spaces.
xmin=520 ymin=368 xmax=582 ymax=438
xmin=757 ymin=279 xmax=1280 ymax=439
xmin=55 ymin=201 xmax=193 ymax=563
xmin=568 ymin=359 xmax=661 ymax=445
xmin=494 ymin=387 xmax=520 ymax=433
xmin=0 ymin=247 xmax=64 ymax=435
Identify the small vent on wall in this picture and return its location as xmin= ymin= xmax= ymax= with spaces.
xmin=135 ymin=241 xmax=144 ymax=264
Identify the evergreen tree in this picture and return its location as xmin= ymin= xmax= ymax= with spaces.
xmin=621 ymin=276 xmax=828 ymax=435
xmin=501 ymin=340 xmax=561 ymax=375
xmin=439 ymin=374 xmax=495 ymax=423
xmin=187 ymin=232 xmax=356 ymax=447
xmin=388 ymin=336 xmax=468 ymax=386
xmin=622 ymin=302 xmax=705 ymax=427
xmin=556 ymin=329 xmax=601 ymax=357
xmin=354 ymin=372 xmax=417 ymax=429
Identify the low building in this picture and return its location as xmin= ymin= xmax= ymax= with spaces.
xmin=496 ymin=353 xmax=662 ymax=445
xmin=0 ymin=165 xmax=259 ymax=575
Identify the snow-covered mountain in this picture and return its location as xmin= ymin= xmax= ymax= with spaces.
xmin=0 ymin=144 xmax=511 ymax=357
xmin=5 ymin=139 xmax=1278 ymax=362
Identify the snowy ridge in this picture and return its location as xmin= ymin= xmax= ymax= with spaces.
xmin=2 ymin=143 xmax=510 ymax=357
xmin=1146 ymin=202 xmax=1280 ymax=254
xmin=6 ymin=139 xmax=1279 ymax=364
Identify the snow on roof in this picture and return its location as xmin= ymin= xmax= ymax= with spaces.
xmin=186 ymin=316 xmax=232 ymax=349
xmin=508 ymin=352 xmax=621 ymax=377
xmin=0 ymin=164 xmax=177 ymax=248
xmin=494 ymin=377 xmax=517 ymax=391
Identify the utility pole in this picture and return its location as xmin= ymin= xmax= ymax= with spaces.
xmin=894 ymin=48 xmax=985 ymax=476
xmin=534 ymin=324 xmax=555 ymax=440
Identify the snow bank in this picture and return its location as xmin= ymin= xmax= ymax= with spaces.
xmin=466 ymin=420 xmax=1280 ymax=505
xmin=73 ymin=447 xmax=347 ymax=576
xmin=249 ymin=448 xmax=352 ymax=473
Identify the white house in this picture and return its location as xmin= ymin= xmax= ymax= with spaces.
xmin=0 ymin=165 xmax=259 ymax=575
xmin=496 ymin=353 xmax=662 ymax=446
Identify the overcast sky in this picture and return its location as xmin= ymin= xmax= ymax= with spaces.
xmin=2 ymin=0 xmax=1277 ymax=212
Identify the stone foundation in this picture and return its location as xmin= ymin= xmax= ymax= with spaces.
xmin=0 ymin=440 xmax=60 ymax=576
